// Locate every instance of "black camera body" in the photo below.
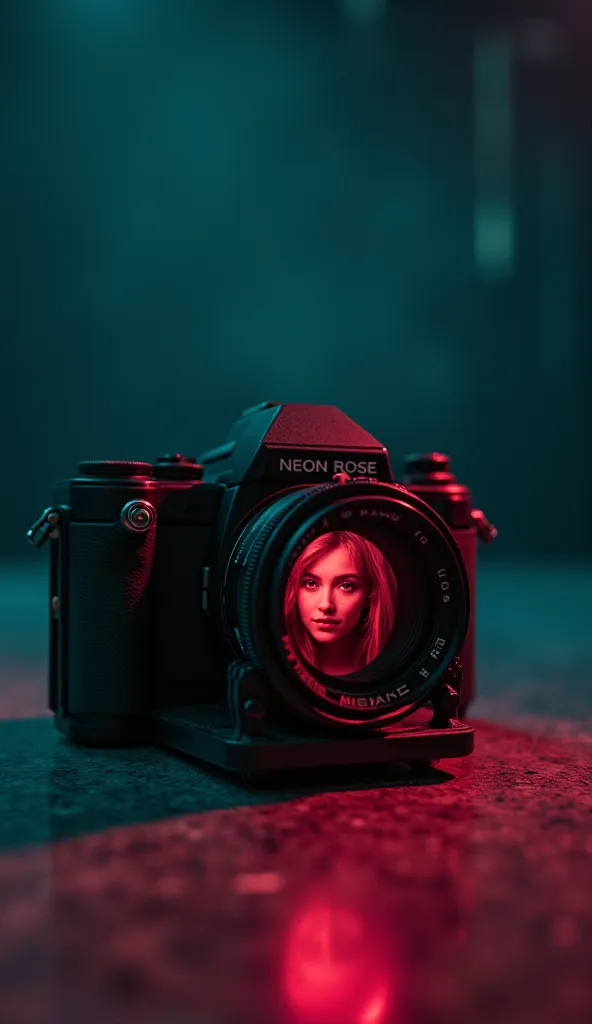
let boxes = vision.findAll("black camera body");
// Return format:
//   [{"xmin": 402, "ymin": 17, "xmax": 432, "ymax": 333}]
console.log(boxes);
[{"xmin": 29, "ymin": 403, "xmax": 496, "ymax": 778}]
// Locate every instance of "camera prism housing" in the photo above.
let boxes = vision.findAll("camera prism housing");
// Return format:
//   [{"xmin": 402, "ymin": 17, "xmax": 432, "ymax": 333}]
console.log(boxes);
[{"xmin": 29, "ymin": 403, "xmax": 496, "ymax": 778}]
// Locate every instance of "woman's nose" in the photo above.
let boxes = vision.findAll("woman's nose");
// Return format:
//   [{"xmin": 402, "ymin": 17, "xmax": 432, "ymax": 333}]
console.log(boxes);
[{"xmin": 318, "ymin": 589, "xmax": 335, "ymax": 613}]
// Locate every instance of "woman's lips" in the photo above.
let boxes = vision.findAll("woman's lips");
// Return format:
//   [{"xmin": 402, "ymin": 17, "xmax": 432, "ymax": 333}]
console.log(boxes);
[{"xmin": 313, "ymin": 620, "xmax": 341, "ymax": 630}]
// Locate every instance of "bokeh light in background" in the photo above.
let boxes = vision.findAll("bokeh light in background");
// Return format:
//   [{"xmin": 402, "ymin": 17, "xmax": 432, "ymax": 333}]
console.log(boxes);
[
  {"xmin": 2, "ymin": 0, "xmax": 590, "ymax": 560},
  {"xmin": 340, "ymin": 0, "xmax": 389, "ymax": 25}
]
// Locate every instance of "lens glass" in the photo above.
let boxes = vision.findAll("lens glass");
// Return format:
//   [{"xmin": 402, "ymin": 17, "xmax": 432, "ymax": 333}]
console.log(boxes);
[
  {"xmin": 224, "ymin": 481, "xmax": 469, "ymax": 726},
  {"xmin": 283, "ymin": 532, "xmax": 398, "ymax": 677}
]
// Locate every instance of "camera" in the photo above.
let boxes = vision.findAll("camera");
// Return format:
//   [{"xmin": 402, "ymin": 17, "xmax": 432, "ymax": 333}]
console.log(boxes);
[{"xmin": 28, "ymin": 403, "xmax": 496, "ymax": 778}]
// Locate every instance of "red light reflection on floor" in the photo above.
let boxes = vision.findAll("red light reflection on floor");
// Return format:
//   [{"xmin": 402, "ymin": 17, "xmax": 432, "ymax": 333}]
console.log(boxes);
[
  {"xmin": 282, "ymin": 891, "xmax": 403, "ymax": 1024},
  {"xmin": 360, "ymin": 987, "xmax": 389, "ymax": 1024}
]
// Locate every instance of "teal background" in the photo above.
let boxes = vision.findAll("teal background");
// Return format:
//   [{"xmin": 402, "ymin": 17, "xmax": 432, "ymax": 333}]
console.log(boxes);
[{"xmin": 2, "ymin": 0, "xmax": 590, "ymax": 559}]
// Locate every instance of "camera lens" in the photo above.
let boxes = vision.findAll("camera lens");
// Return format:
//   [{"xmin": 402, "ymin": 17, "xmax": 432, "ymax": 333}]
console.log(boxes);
[{"xmin": 220, "ymin": 481, "xmax": 469, "ymax": 730}]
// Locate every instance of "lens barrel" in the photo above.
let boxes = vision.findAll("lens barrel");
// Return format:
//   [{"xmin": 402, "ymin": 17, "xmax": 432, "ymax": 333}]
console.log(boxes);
[{"xmin": 219, "ymin": 480, "xmax": 470, "ymax": 730}]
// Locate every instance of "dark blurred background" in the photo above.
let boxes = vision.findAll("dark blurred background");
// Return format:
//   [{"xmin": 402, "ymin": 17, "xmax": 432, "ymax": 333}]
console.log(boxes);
[{"xmin": 2, "ymin": 0, "xmax": 590, "ymax": 562}]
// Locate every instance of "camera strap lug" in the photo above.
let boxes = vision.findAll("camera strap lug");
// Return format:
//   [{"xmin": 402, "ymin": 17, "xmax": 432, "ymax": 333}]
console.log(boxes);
[
  {"xmin": 27, "ymin": 507, "xmax": 63, "ymax": 548},
  {"xmin": 471, "ymin": 508, "xmax": 498, "ymax": 544},
  {"xmin": 227, "ymin": 660, "xmax": 269, "ymax": 740}
]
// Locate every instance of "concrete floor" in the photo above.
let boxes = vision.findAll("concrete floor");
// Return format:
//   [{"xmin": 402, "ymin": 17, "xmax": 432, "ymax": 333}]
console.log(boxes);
[{"xmin": 0, "ymin": 560, "xmax": 590, "ymax": 1023}]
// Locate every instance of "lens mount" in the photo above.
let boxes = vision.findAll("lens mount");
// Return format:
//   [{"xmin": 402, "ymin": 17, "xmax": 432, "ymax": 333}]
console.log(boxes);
[{"xmin": 221, "ymin": 481, "xmax": 470, "ymax": 730}]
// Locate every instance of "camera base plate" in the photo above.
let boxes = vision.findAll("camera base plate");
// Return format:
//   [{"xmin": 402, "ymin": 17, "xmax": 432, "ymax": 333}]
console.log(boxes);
[{"xmin": 149, "ymin": 706, "xmax": 474, "ymax": 776}]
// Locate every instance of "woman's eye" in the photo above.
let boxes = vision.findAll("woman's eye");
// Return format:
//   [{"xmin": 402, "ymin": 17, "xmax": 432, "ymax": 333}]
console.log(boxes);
[
  {"xmin": 301, "ymin": 579, "xmax": 318, "ymax": 590},
  {"xmin": 339, "ymin": 582, "xmax": 357, "ymax": 593}
]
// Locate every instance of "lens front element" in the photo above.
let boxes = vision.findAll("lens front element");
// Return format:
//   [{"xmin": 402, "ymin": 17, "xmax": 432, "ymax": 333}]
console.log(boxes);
[{"xmin": 222, "ymin": 481, "xmax": 469, "ymax": 730}]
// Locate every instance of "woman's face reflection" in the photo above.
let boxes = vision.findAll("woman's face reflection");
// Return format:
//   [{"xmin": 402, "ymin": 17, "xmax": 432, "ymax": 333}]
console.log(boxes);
[
  {"xmin": 296, "ymin": 545, "xmax": 367, "ymax": 647},
  {"xmin": 283, "ymin": 530, "xmax": 398, "ymax": 677}
]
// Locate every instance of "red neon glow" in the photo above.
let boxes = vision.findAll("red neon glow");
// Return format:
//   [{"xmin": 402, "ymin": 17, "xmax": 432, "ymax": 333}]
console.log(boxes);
[
  {"xmin": 360, "ymin": 987, "xmax": 389, "ymax": 1024},
  {"xmin": 282, "ymin": 896, "xmax": 398, "ymax": 1024}
]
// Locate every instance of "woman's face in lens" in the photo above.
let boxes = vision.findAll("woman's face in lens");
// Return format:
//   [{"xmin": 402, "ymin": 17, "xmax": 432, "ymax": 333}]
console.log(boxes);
[{"xmin": 296, "ymin": 545, "xmax": 367, "ymax": 645}]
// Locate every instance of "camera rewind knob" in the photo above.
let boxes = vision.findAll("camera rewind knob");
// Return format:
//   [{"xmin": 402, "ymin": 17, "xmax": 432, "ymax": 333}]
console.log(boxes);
[
  {"xmin": 403, "ymin": 453, "xmax": 456, "ymax": 484},
  {"xmin": 120, "ymin": 500, "xmax": 157, "ymax": 533}
]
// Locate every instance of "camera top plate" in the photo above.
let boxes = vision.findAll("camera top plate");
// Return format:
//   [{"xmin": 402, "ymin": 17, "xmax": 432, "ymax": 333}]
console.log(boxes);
[{"xmin": 199, "ymin": 403, "xmax": 394, "ymax": 487}]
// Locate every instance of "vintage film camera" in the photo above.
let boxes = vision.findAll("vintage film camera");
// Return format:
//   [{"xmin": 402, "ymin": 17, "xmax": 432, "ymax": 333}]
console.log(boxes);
[{"xmin": 28, "ymin": 403, "xmax": 496, "ymax": 778}]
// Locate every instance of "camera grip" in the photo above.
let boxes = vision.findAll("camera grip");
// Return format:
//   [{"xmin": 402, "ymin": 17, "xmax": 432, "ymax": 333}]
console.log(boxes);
[{"xmin": 65, "ymin": 520, "xmax": 156, "ymax": 718}]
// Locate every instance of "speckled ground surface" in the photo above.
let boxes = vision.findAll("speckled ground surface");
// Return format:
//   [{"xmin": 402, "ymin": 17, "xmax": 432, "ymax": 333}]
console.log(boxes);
[{"xmin": 0, "ymin": 562, "xmax": 590, "ymax": 1024}]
